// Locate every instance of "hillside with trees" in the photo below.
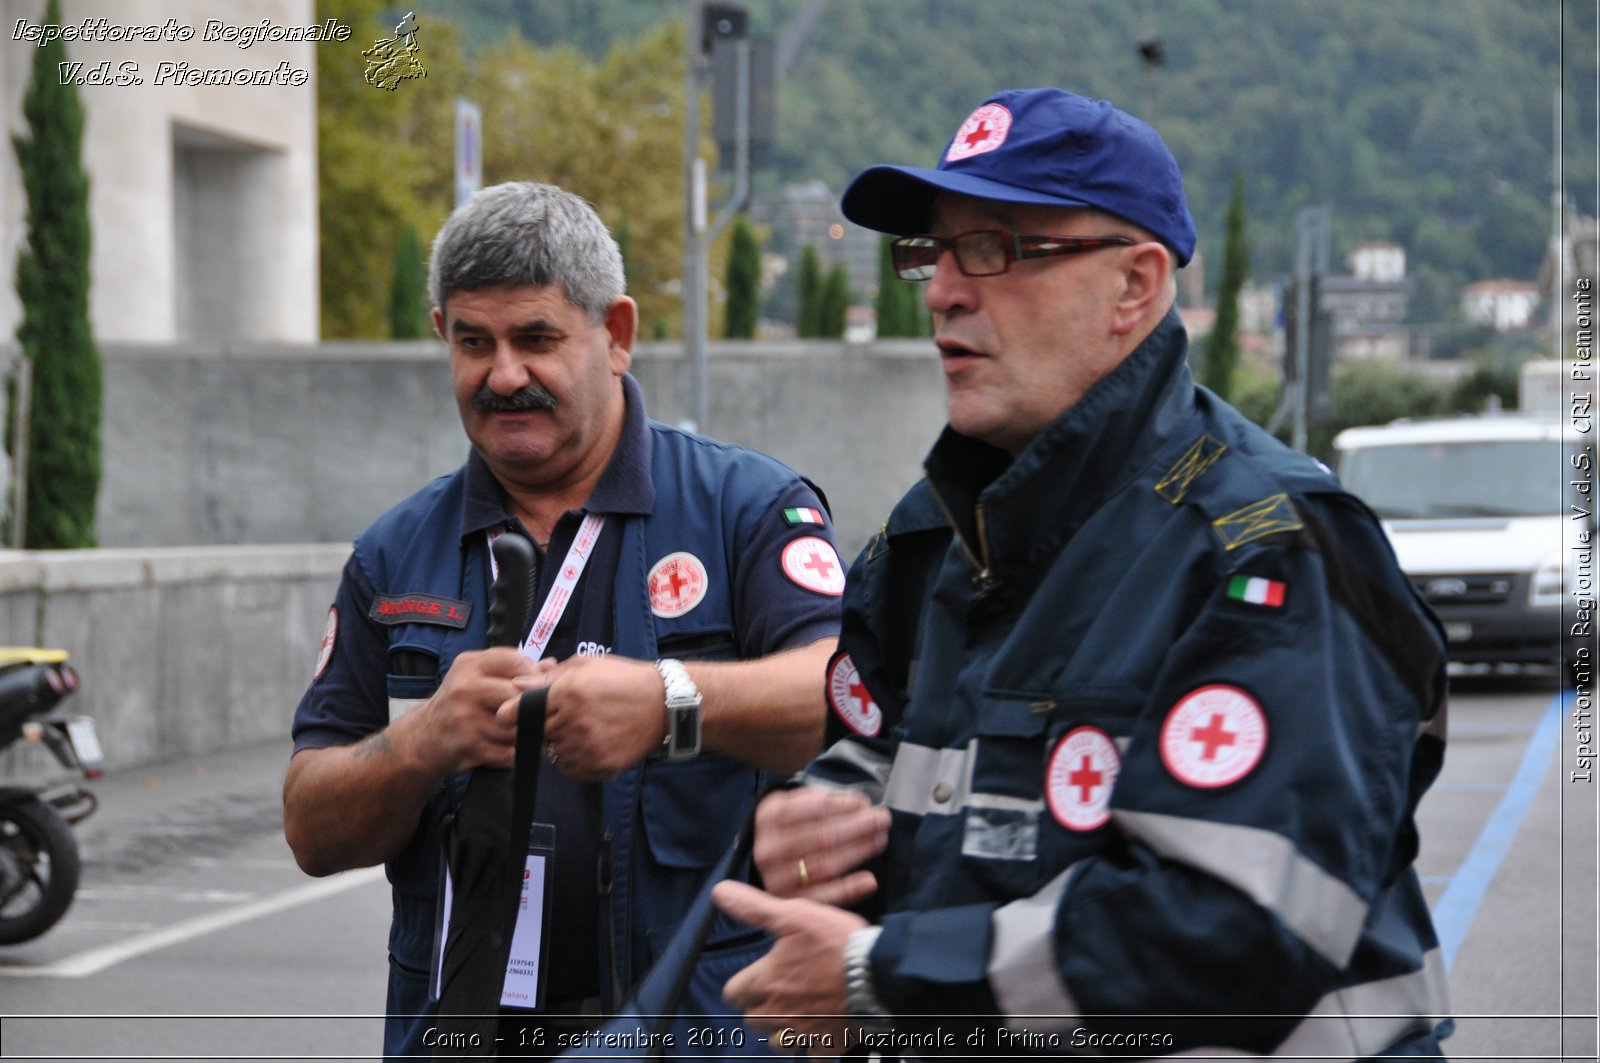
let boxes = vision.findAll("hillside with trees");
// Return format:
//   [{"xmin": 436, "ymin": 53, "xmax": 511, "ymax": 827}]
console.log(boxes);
[{"xmin": 329, "ymin": 0, "xmax": 1591, "ymax": 335}]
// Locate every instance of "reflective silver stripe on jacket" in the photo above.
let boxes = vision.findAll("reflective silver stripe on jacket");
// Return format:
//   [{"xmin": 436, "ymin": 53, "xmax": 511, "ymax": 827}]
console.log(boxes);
[
  {"xmin": 881, "ymin": 740, "xmax": 1046, "ymax": 818},
  {"xmin": 388, "ymin": 697, "xmax": 426, "ymax": 720},
  {"xmin": 1172, "ymin": 948, "xmax": 1450, "ymax": 1059},
  {"xmin": 987, "ymin": 866, "xmax": 1081, "ymax": 1029},
  {"xmin": 1116, "ymin": 809, "xmax": 1368, "ymax": 967},
  {"xmin": 807, "ymin": 736, "xmax": 895, "ymax": 801}
]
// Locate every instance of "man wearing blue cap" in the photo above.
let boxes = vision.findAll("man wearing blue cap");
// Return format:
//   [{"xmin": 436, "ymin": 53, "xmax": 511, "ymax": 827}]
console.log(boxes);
[{"xmin": 715, "ymin": 89, "xmax": 1452, "ymax": 1058}]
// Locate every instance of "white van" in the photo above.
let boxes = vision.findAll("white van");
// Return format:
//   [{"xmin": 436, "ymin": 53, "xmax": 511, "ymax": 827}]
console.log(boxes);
[{"xmin": 1332, "ymin": 414, "xmax": 1589, "ymax": 669}]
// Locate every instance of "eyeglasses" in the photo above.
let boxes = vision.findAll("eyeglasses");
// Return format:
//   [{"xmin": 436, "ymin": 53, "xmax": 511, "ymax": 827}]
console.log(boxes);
[{"xmin": 889, "ymin": 230, "xmax": 1135, "ymax": 281}]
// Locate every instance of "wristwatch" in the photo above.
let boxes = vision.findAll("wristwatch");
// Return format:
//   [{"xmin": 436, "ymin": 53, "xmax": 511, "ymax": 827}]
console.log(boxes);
[{"xmin": 656, "ymin": 658, "xmax": 703, "ymax": 762}]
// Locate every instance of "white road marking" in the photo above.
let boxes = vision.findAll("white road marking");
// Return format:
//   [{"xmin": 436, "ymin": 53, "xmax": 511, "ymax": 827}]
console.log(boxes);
[
  {"xmin": 0, "ymin": 866, "xmax": 386, "ymax": 979},
  {"xmin": 77, "ymin": 886, "xmax": 255, "ymax": 903}
]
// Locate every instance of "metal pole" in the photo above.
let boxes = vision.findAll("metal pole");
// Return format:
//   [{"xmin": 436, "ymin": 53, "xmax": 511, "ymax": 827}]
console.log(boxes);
[
  {"xmin": 1291, "ymin": 206, "xmax": 1329, "ymax": 453},
  {"xmin": 682, "ymin": 0, "xmax": 706, "ymax": 432}
]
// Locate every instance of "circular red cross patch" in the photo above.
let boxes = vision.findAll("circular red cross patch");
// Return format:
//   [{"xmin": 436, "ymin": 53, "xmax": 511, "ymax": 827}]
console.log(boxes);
[
  {"xmin": 781, "ymin": 536, "xmax": 845, "ymax": 596},
  {"xmin": 647, "ymin": 552, "xmax": 708, "ymax": 618},
  {"xmin": 827, "ymin": 653, "xmax": 882, "ymax": 737},
  {"xmin": 1046, "ymin": 727, "xmax": 1120, "ymax": 831},
  {"xmin": 945, "ymin": 103, "xmax": 1012, "ymax": 162},
  {"xmin": 314, "ymin": 606, "xmax": 338, "ymax": 680},
  {"xmin": 1159, "ymin": 684, "xmax": 1269, "ymax": 789}
]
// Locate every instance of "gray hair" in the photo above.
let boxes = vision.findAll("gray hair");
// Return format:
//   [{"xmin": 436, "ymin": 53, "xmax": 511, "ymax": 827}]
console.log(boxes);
[{"xmin": 427, "ymin": 181, "xmax": 625, "ymax": 324}]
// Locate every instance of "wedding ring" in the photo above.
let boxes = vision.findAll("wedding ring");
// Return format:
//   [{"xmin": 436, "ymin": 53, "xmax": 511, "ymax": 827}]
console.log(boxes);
[
  {"xmin": 796, "ymin": 857, "xmax": 812, "ymax": 889},
  {"xmin": 545, "ymin": 740, "xmax": 559, "ymax": 764}
]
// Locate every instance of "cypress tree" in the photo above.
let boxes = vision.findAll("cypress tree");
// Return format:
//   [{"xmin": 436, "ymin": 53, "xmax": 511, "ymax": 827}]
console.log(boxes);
[
  {"xmin": 819, "ymin": 263, "xmax": 849, "ymax": 339},
  {"xmin": 10, "ymin": 0, "xmax": 100, "ymax": 548},
  {"xmin": 796, "ymin": 244, "xmax": 822, "ymax": 339},
  {"xmin": 723, "ymin": 215, "xmax": 761, "ymax": 339},
  {"xmin": 1202, "ymin": 173, "xmax": 1250, "ymax": 403},
  {"xmin": 875, "ymin": 236, "xmax": 906, "ymax": 337},
  {"xmin": 387, "ymin": 225, "xmax": 429, "ymax": 338}
]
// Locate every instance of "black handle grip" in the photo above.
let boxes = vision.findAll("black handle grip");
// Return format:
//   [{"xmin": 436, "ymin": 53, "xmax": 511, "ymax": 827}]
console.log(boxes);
[{"xmin": 485, "ymin": 534, "xmax": 536, "ymax": 648}]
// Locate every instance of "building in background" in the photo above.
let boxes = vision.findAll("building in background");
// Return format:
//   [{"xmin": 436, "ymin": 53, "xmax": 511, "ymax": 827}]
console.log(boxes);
[
  {"xmin": 1317, "ymin": 240, "xmax": 1411, "ymax": 362},
  {"xmin": 1461, "ymin": 279, "xmax": 1540, "ymax": 332},
  {"xmin": 0, "ymin": 0, "xmax": 319, "ymax": 344}
]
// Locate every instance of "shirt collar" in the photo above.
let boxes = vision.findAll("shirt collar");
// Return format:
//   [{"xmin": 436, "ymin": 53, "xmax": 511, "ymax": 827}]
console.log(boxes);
[{"xmin": 461, "ymin": 373, "xmax": 655, "ymax": 539}]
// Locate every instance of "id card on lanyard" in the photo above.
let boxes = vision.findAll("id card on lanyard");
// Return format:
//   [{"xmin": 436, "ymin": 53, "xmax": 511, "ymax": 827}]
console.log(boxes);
[{"xmin": 431, "ymin": 513, "xmax": 607, "ymax": 1008}]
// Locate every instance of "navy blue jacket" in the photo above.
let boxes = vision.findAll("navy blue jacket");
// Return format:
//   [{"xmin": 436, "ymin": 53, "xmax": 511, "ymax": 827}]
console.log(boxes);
[
  {"xmin": 294, "ymin": 377, "xmax": 841, "ymax": 1059},
  {"xmin": 808, "ymin": 310, "xmax": 1452, "ymax": 1058}
]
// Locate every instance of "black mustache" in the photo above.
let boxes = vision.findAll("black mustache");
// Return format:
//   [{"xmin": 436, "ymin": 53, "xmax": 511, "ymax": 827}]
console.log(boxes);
[{"xmin": 472, "ymin": 384, "xmax": 557, "ymax": 413}]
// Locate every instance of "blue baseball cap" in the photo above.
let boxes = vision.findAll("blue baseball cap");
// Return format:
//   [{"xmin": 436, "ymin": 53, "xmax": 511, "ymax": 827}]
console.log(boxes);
[{"xmin": 841, "ymin": 88, "xmax": 1197, "ymax": 266}]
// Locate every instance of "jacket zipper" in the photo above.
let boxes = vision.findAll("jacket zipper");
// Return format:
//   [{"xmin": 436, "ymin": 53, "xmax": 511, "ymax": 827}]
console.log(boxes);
[{"xmin": 928, "ymin": 481, "xmax": 998, "ymax": 593}]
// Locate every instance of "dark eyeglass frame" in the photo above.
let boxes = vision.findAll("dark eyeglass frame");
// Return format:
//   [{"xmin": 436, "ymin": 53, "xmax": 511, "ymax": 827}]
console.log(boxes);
[{"xmin": 890, "ymin": 230, "xmax": 1135, "ymax": 281}]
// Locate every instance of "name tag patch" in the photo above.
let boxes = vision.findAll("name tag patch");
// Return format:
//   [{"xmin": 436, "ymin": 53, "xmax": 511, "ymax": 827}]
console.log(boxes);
[{"xmin": 369, "ymin": 593, "xmax": 472, "ymax": 629}]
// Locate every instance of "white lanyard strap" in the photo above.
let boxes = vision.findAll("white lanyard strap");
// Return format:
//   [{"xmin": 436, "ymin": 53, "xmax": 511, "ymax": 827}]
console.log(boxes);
[{"xmin": 487, "ymin": 512, "xmax": 607, "ymax": 661}]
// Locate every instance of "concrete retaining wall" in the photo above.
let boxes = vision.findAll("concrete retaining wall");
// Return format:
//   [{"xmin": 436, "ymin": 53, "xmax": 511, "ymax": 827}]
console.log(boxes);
[
  {"xmin": 94, "ymin": 338, "xmax": 948, "ymax": 562},
  {"xmin": 2, "ymin": 337, "xmax": 956, "ymax": 769},
  {"xmin": 0, "ymin": 545, "xmax": 345, "ymax": 772}
]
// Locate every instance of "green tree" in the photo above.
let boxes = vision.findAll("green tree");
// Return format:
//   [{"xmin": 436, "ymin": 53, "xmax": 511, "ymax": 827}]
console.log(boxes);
[
  {"xmin": 10, "ymin": 0, "xmax": 100, "ymax": 548},
  {"xmin": 387, "ymin": 224, "xmax": 429, "ymax": 338},
  {"xmin": 819, "ymin": 263, "xmax": 849, "ymax": 339},
  {"xmin": 1306, "ymin": 361, "xmax": 1452, "ymax": 457},
  {"xmin": 1201, "ymin": 174, "xmax": 1250, "ymax": 402},
  {"xmin": 796, "ymin": 244, "xmax": 822, "ymax": 338},
  {"xmin": 875, "ymin": 235, "xmax": 924, "ymax": 338},
  {"xmin": 723, "ymin": 215, "xmax": 761, "ymax": 339}
]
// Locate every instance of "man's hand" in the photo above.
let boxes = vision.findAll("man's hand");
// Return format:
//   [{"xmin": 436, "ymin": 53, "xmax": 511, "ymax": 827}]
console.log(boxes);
[
  {"xmin": 752, "ymin": 788, "xmax": 890, "ymax": 906},
  {"xmin": 284, "ymin": 647, "xmax": 547, "ymax": 876},
  {"xmin": 396, "ymin": 648, "xmax": 548, "ymax": 775},
  {"xmin": 499, "ymin": 654, "xmax": 665, "ymax": 781},
  {"xmin": 714, "ymin": 881, "xmax": 866, "ymax": 1058}
]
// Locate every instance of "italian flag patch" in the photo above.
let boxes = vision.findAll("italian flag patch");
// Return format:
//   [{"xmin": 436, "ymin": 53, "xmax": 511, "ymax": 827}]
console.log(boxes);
[
  {"xmin": 783, "ymin": 507, "xmax": 826, "ymax": 526},
  {"xmin": 1227, "ymin": 574, "xmax": 1286, "ymax": 607}
]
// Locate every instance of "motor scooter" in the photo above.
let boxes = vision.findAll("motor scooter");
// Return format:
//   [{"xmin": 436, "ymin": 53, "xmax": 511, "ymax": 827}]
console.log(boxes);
[{"xmin": 0, "ymin": 647, "xmax": 102, "ymax": 944}]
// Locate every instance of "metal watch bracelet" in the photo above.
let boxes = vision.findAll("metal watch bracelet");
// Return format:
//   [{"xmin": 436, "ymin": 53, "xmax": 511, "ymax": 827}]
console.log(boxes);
[
  {"xmin": 843, "ymin": 925, "xmax": 890, "ymax": 1026},
  {"xmin": 655, "ymin": 657, "xmax": 702, "ymax": 761}
]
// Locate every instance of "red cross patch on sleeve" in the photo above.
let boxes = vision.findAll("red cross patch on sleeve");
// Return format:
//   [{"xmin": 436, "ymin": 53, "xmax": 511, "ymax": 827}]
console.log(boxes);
[{"xmin": 1159, "ymin": 684, "xmax": 1269, "ymax": 789}]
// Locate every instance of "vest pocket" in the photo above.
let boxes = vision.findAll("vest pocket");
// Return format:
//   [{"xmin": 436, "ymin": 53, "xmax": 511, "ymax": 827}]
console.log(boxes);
[
  {"xmin": 640, "ymin": 754, "xmax": 753, "ymax": 868},
  {"xmin": 386, "ymin": 672, "xmax": 438, "ymax": 722}
]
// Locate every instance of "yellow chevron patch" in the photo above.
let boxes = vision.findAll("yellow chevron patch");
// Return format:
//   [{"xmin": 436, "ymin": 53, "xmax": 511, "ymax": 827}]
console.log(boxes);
[
  {"xmin": 1212, "ymin": 493, "xmax": 1303, "ymax": 550},
  {"xmin": 1154, "ymin": 435, "xmax": 1228, "ymax": 504},
  {"xmin": 866, "ymin": 523, "xmax": 890, "ymax": 562}
]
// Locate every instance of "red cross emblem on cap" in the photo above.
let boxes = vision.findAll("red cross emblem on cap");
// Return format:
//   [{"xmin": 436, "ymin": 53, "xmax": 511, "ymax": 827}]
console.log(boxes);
[
  {"xmin": 945, "ymin": 103, "xmax": 1013, "ymax": 163},
  {"xmin": 1159, "ymin": 684, "xmax": 1269, "ymax": 788}
]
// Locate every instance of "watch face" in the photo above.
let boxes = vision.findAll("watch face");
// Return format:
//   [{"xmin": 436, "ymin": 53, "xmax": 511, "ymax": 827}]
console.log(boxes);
[{"xmin": 669, "ymin": 703, "xmax": 701, "ymax": 759}]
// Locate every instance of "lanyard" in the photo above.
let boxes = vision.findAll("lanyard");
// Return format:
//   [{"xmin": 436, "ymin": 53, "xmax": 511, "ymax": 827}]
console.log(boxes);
[{"xmin": 487, "ymin": 512, "xmax": 607, "ymax": 662}]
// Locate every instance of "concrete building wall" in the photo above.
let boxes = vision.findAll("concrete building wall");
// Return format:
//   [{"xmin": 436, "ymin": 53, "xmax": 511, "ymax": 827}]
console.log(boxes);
[
  {"xmin": 89, "ymin": 339, "xmax": 950, "ymax": 563},
  {"xmin": 0, "ymin": 0, "xmax": 318, "ymax": 344}
]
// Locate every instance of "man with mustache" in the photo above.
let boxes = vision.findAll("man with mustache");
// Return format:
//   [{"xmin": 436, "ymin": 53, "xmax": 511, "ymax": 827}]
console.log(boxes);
[
  {"xmin": 284, "ymin": 182, "xmax": 843, "ymax": 1060},
  {"xmin": 716, "ymin": 89, "xmax": 1453, "ymax": 1059}
]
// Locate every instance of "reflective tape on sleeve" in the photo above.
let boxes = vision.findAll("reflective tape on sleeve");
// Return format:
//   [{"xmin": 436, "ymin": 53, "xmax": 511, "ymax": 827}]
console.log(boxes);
[
  {"xmin": 1170, "ymin": 948, "xmax": 1450, "ymax": 1059},
  {"xmin": 987, "ymin": 867, "xmax": 1082, "ymax": 1030},
  {"xmin": 806, "ymin": 736, "xmax": 895, "ymax": 801},
  {"xmin": 1115, "ymin": 809, "xmax": 1369, "ymax": 967}
]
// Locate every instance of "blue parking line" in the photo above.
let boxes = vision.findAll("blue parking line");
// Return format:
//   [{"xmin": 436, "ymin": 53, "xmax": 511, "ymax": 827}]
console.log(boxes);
[{"xmin": 1430, "ymin": 690, "xmax": 1567, "ymax": 971}]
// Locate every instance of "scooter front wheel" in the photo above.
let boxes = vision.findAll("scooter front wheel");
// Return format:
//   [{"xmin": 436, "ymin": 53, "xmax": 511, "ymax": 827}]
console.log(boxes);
[{"xmin": 0, "ymin": 795, "xmax": 80, "ymax": 945}]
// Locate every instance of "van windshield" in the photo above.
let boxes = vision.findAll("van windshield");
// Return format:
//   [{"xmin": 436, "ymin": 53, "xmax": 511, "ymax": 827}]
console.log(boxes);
[{"xmin": 1338, "ymin": 440, "xmax": 1571, "ymax": 518}]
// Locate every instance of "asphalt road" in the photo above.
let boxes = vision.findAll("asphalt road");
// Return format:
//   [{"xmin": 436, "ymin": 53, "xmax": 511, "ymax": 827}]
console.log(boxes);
[{"xmin": 0, "ymin": 674, "xmax": 1594, "ymax": 1061}]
